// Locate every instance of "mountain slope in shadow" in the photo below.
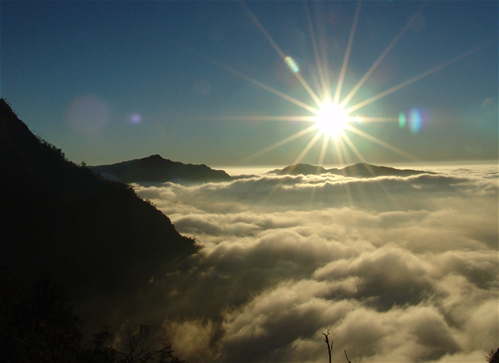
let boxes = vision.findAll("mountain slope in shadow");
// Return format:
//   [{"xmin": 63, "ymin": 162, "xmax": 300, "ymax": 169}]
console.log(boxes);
[
  {"xmin": 0, "ymin": 99, "xmax": 198, "ymax": 302},
  {"xmin": 90, "ymin": 155, "xmax": 232, "ymax": 183},
  {"xmin": 269, "ymin": 162, "xmax": 431, "ymax": 177}
]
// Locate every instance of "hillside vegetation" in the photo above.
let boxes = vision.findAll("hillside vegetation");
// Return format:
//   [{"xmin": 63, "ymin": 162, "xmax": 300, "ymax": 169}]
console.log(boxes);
[{"xmin": 0, "ymin": 99, "xmax": 198, "ymax": 302}]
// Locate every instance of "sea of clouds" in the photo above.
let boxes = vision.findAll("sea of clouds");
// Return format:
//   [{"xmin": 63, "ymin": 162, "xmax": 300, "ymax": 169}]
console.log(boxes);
[{"xmin": 133, "ymin": 164, "xmax": 498, "ymax": 363}]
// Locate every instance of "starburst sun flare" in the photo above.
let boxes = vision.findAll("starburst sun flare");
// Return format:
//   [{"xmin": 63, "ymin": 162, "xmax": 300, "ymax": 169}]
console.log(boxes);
[
  {"xmin": 223, "ymin": 0, "xmax": 486, "ymax": 167},
  {"xmin": 232, "ymin": 0, "xmax": 425, "ymax": 166},
  {"xmin": 144, "ymin": 0, "xmax": 486, "ymax": 168}
]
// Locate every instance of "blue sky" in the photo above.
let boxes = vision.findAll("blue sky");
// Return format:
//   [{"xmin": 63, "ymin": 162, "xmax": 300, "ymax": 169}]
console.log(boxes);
[{"xmin": 2, "ymin": 0, "xmax": 497, "ymax": 166}]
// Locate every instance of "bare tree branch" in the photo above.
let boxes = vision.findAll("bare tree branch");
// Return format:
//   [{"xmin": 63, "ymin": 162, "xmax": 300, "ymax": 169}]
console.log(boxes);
[
  {"xmin": 118, "ymin": 325, "xmax": 152, "ymax": 362},
  {"xmin": 344, "ymin": 350, "xmax": 351, "ymax": 363},
  {"xmin": 322, "ymin": 329, "xmax": 333, "ymax": 363}
]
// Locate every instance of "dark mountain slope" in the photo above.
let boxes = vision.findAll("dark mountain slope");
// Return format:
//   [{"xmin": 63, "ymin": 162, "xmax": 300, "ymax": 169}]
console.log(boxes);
[
  {"xmin": 91, "ymin": 154, "xmax": 232, "ymax": 183},
  {"xmin": 330, "ymin": 162, "xmax": 430, "ymax": 177},
  {"xmin": 268, "ymin": 163, "xmax": 328, "ymax": 175},
  {"xmin": 269, "ymin": 162, "xmax": 429, "ymax": 177},
  {"xmin": 0, "ymin": 99, "xmax": 198, "ymax": 299}
]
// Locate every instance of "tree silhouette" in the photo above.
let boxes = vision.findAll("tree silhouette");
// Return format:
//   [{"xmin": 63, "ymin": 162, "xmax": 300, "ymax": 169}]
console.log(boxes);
[
  {"xmin": 322, "ymin": 329, "xmax": 333, "ymax": 363},
  {"xmin": 155, "ymin": 343, "xmax": 187, "ymax": 363},
  {"xmin": 322, "ymin": 329, "xmax": 363, "ymax": 363},
  {"xmin": 1, "ymin": 276, "xmax": 82, "ymax": 362},
  {"xmin": 117, "ymin": 325, "xmax": 152, "ymax": 363},
  {"xmin": 0, "ymin": 275, "xmax": 186, "ymax": 363},
  {"xmin": 80, "ymin": 325, "xmax": 117, "ymax": 363},
  {"xmin": 487, "ymin": 348, "xmax": 499, "ymax": 363}
]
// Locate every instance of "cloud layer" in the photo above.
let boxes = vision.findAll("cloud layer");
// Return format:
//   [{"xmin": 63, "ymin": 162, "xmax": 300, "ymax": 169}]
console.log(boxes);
[{"xmin": 133, "ymin": 164, "xmax": 498, "ymax": 362}]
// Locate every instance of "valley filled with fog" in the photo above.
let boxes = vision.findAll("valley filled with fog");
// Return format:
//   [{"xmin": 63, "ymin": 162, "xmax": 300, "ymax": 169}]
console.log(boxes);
[{"xmin": 132, "ymin": 164, "xmax": 498, "ymax": 363}]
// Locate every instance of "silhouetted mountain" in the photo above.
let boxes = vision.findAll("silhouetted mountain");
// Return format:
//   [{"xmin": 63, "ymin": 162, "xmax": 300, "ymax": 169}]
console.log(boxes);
[
  {"xmin": 0, "ymin": 99, "xmax": 198, "ymax": 301},
  {"xmin": 269, "ymin": 162, "xmax": 430, "ymax": 177},
  {"xmin": 268, "ymin": 163, "xmax": 328, "ymax": 175},
  {"xmin": 90, "ymin": 155, "xmax": 232, "ymax": 183}
]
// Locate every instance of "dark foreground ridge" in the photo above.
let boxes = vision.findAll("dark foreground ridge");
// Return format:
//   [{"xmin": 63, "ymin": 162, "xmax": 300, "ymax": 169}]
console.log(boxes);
[
  {"xmin": 0, "ymin": 99, "xmax": 198, "ymax": 300},
  {"xmin": 91, "ymin": 154, "xmax": 232, "ymax": 183},
  {"xmin": 269, "ymin": 162, "xmax": 431, "ymax": 177}
]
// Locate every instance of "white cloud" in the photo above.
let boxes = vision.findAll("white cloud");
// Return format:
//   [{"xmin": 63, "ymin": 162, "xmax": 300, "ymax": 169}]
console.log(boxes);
[{"xmin": 131, "ymin": 165, "xmax": 498, "ymax": 362}]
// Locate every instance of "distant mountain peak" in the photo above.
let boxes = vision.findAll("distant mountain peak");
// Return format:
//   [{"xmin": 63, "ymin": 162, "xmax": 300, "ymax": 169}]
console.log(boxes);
[
  {"xmin": 91, "ymin": 155, "xmax": 232, "ymax": 183},
  {"xmin": 145, "ymin": 154, "xmax": 164, "ymax": 161},
  {"xmin": 133, "ymin": 154, "xmax": 172, "ymax": 167},
  {"xmin": 142, "ymin": 154, "xmax": 170, "ymax": 162}
]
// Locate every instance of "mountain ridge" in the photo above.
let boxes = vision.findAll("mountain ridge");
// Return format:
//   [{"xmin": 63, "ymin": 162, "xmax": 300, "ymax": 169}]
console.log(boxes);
[
  {"xmin": 268, "ymin": 162, "xmax": 430, "ymax": 177},
  {"xmin": 91, "ymin": 158, "xmax": 430, "ymax": 184},
  {"xmin": 90, "ymin": 154, "xmax": 232, "ymax": 183}
]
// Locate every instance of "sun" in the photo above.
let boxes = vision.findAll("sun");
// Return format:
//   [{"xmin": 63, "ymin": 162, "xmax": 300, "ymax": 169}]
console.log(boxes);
[
  {"xmin": 219, "ymin": 1, "xmax": 475, "ymax": 166},
  {"xmin": 315, "ymin": 101, "xmax": 349, "ymax": 139}
]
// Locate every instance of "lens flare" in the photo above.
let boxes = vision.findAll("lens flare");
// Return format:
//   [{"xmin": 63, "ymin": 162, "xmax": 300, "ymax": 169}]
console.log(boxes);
[
  {"xmin": 67, "ymin": 95, "xmax": 110, "ymax": 135},
  {"xmin": 129, "ymin": 113, "xmax": 142, "ymax": 124},
  {"xmin": 409, "ymin": 108, "xmax": 422, "ymax": 133},
  {"xmin": 285, "ymin": 56, "xmax": 300, "ymax": 73},
  {"xmin": 399, "ymin": 112, "xmax": 406, "ymax": 128}
]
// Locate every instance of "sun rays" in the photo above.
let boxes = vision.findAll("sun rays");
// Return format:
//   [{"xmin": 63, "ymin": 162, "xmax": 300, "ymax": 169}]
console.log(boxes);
[
  {"xmin": 229, "ymin": 0, "xmax": 422, "ymax": 166},
  {"xmin": 224, "ymin": 0, "xmax": 487, "ymax": 168},
  {"xmin": 175, "ymin": 1, "xmax": 487, "ymax": 168},
  {"xmin": 232, "ymin": 0, "xmax": 425, "ymax": 166}
]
